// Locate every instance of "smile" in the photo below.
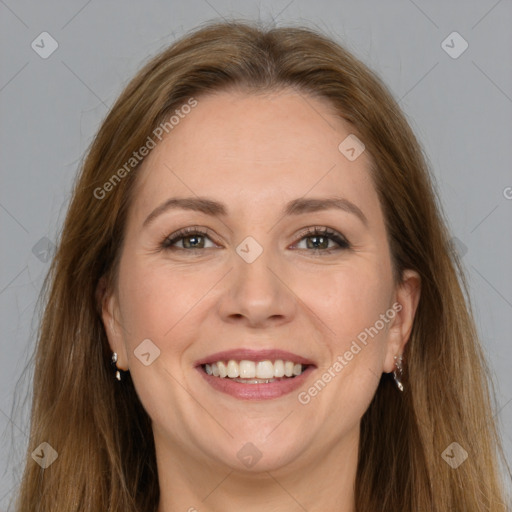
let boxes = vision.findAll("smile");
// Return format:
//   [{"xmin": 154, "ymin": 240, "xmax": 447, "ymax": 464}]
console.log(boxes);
[
  {"xmin": 195, "ymin": 349, "xmax": 316, "ymax": 400},
  {"xmin": 202, "ymin": 359, "xmax": 307, "ymax": 382}
]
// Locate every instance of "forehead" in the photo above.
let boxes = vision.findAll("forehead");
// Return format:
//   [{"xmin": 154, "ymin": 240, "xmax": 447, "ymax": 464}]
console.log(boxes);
[{"xmin": 129, "ymin": 89, "xmax": 379, "ymax": 225}]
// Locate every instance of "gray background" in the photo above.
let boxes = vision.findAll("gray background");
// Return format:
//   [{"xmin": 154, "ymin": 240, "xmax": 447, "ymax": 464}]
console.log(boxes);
[{"xmin": 1, "ymin": 0, "xmax": 511, "ymax": 509}]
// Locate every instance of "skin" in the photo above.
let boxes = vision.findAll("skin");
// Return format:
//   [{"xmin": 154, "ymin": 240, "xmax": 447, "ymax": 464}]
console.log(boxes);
[{"xmin": 99, "ymin": 88, "xmax": 421, "ymax": 512}]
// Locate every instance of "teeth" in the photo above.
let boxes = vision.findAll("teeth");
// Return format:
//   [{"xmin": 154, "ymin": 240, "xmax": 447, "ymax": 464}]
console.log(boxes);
[
  {"xmin": 239, "ymin": 360, "xmax": 256, "ymax": 379},
  {"xmin": 203, "ymin": 359, "xmax": 307, "ymax": 380},
  {"xmin": 256, "ymin": 360, "xmax": 274, "ymax": 379},
  {"xmin": 217, "ymin": 361, "xmax": 228, "ymax": 378},
  {"xmin": 284, "ymin": 361, "xmax": 294, "ymax": 377},
  {"xmin": 274, "ymin": 360, "xmax": 285, "ymax": 377},
  {"xmin": 233, "ymin": 377, "xmax": 276, "ymax": 384},
  {"xmin": 227, "ymin": 360, "xmax": 239, "ymax": 378}
]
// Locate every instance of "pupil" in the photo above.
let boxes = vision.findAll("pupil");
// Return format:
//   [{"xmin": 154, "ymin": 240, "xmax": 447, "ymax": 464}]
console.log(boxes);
[
  {"xmin": 185, "ymin": 235, "xmax": 202, "ymax": 248},
  {"xmin": 308, "ymin": 236, "xmax": 327, "ymax": 249}
]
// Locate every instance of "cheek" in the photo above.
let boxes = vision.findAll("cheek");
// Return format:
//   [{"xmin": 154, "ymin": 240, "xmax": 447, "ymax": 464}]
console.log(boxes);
[
  {"xmin": 296, "ymin": 266, "xmax": 392, "ymax": 431},
  {"xmin": 299, "ymin": 263, "xmax": 393, "ymax": 350},
  {"xmin": 117, "ymin": 256, "xmax": 228, "ymax": 370},
  {"xmin": 117, "ymin": 258, "xmax": 194, "ymax": 351},
  {"xmin": 115, "ymin": 261, "xmax": 201, "ymax": 430}
]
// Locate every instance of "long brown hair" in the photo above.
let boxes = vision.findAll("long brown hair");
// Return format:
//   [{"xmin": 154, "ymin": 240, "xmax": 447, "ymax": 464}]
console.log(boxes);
[{"xmin": 14, "ymin": 19, "xmax": 510, "ymax": 511}]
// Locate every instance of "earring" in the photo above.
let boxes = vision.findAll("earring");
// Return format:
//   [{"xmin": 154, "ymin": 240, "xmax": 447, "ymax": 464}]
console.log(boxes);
[
  {"xmin": 111, "ymin": 352, "xmax": 121, "ymax": 381},
  {"xmin": 393, "ymin": 354, "xmax": 404, "ymax": 392}
]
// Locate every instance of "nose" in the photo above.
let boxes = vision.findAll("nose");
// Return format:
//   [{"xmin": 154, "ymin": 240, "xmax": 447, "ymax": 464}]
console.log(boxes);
[{"xmin": 217, "ymin": 245, "xmax": 297, "ymax": 329}]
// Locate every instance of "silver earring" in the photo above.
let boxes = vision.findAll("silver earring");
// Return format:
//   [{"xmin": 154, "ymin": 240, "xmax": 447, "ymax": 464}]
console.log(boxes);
[
  {"xmin": 393, "ymin": 354, "xmax": 404, "ymax": 392},
  {"xmin": 111, "ymin": 352, "xmax": 121, "ymax": 381}
]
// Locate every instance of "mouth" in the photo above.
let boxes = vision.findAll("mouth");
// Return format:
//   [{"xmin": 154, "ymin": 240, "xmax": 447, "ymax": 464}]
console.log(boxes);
[{"xmin": 195, "ymin": 349, "xmax": 316, "ymax": 400}]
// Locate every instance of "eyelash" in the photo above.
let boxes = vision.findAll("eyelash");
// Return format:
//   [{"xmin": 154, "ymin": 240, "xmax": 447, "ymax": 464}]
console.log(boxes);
[{"xmin": 160, "ymin": 226, "xmax": 351, "ymax": 255}]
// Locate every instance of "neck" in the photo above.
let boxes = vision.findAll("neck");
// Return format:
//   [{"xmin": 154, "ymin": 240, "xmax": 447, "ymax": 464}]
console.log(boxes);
[{"xmin": 155, "ymin": 427, "xmax": 359, "ymax": 512}]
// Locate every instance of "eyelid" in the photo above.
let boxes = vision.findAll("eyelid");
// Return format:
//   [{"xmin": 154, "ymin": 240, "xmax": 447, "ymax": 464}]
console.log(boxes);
[
  {"xmin": 161, "ymin": 226, "xmax": 219, "ymax": 248},
  {"xmin": 161, "ymin": 224, "xmax": 351, "ymax": 254},
  {"xmin": 294, "ymin": 225, "xmax": 348, "ymax": 240},
  {"xmin": 291, "ymin": 225, "xmax": 351, "ymax": 251},
  {"xmin": 165, "ymin": 225, "xmax": 216, "ymax": 241}
]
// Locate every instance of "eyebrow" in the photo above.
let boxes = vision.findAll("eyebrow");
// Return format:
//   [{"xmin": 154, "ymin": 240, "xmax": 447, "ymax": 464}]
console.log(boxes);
[{"xmin": 142, "ymin": 196, "xmax": 368, "ymax": 228}]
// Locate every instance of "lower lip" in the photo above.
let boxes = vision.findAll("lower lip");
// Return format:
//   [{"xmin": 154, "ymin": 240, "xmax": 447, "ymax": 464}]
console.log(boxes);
[{"xmin": 196, "ymin": 366, "xmax": 315, "ymax": 400}]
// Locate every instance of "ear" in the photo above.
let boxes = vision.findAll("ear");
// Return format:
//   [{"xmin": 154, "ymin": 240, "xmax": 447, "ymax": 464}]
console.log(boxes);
[
  {"xmin": 96, "ymin": 275, "xmax": 129, "ymax": 370},
  {"xmin": 382, "ymin": 269, "xmax": 421, "ymax": 373}
]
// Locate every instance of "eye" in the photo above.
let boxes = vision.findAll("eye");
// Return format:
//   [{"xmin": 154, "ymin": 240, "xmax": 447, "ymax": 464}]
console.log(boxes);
[
  {"xmin": 160, "ymin": 225, "xmax": 351, "ymax": 254},
  {"xmin": 292, "ymin": 226, "xmax": 351, "ymax": 254},
  {"xmin": 160, "ymin": 227, "xmax": 217, "ymax": 251}
]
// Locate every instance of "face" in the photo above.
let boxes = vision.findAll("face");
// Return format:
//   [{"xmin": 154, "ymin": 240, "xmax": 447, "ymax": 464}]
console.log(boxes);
[{"xmin": 100, "ymin": 88, "xmax": 420, "ymax": 475}]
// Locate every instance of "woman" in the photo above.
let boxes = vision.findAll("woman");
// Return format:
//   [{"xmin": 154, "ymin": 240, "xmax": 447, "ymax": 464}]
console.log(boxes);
[{"xmin": 15, "ymin": 19, "xmax": 510, "ymax": 511}]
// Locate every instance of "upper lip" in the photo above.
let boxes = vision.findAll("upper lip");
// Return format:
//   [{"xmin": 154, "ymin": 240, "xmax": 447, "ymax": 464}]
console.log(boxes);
[{"xmin": 195, "ymin": 349, "xmax": 316, "ymax": 367}]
